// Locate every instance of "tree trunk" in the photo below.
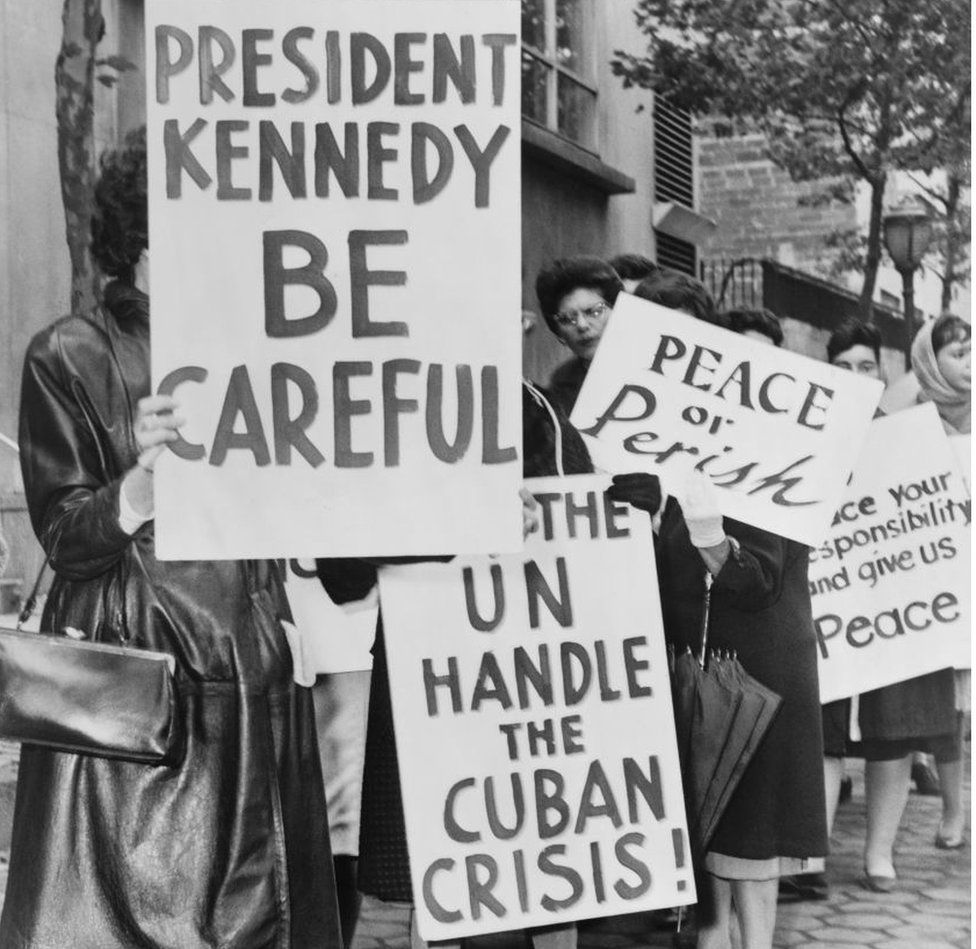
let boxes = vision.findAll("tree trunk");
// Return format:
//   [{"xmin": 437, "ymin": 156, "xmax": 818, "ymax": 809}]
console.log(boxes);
[
  {"xmin": 940, "ymin": 171, "xmax": 963, "ymax": 312},
  {"xmin": 55, "ymin": 0, "xmax": 104, "ymax": 317},
  {"xmin": 859, "ymin": 174, "xmax": 886, "ymax": 320}
]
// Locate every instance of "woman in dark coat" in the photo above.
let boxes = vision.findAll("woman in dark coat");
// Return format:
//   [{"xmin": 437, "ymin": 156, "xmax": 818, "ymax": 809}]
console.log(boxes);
[
  {"xmin": 317, "ymin": 381, "xmax": 598, "ymax": 948},
  {"xmin": 655, "ymin": 484, "xmax": 827, "ymax": 949},
  {"xmin": 628, "ymin": 281, "xmax": 825, "ymax": 949},
  {"xmin": 1, "ymin": 131, "xmax": 340, "ymax": 949}
]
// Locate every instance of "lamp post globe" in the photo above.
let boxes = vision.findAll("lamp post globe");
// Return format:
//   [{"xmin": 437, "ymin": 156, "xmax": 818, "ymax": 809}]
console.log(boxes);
[{"xmin": 882, "ymin": 195, "xmax": 935, "ymax": 369}]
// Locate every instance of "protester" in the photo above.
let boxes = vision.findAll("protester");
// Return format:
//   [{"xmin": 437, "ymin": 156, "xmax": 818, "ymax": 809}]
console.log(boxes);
[
  {"xmin": 636, "ymin": 285, "xmax": 827, "ymax": 949},
  {"xmin": 724, "ymin": 307, "xmax": 783, "ymax": 346},
  {"xmin": 316, "ymin": 381, "xmax": 593, "ymax": 949},
  {"xmin": 609, "ymin": 253, "xmax": 661, "ymax": 292},
  {"xmin": 536, "ymin": 256, "xmax": 624, "ymax": 413},
  {"xmin": 911, "ymin": 313, "xmax": 971, "ymax": 850},
  {"xmin": 913, "ymin": 314, "xmax": 972, "ymax": 436},
  {"xmin": 2, "ymin": 129, "xmax": 341, "ymax": 949},
  {"xmin": 313, "ymin": 669, "xmax": 372, "ymax": 948},
  {"xmin": 632, "ymin": 269, "xmax": 723, "ymax": 326},
  {"xmin": 814, "ymin": 317, "xmax": 963, "ymax": 892}
]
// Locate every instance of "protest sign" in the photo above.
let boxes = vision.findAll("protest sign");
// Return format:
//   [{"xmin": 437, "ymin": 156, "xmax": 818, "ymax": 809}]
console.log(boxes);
[
  {"xmin": 569, "ymin": 294, "xmax": 882, "ymax": 545},
  {"xmin": 379, "ymin": 474, "xmax": 693, "ymax": 941},
  {"xmin": 811, "ymin": 404, "xmax": 971, "ymax": 702},
  {"xmin": 278, "ymin": 559, "xmax": 376, "ymax": 675},
  {"xmin": 145, "ymin": 0, "xmax": 522, "ymax": 559}
]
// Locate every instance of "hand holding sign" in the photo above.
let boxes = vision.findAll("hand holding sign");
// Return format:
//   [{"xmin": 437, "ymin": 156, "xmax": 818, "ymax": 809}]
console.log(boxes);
[{"xmin": 679, "ymin": 473, "xmax": 725, "ymax": 549}]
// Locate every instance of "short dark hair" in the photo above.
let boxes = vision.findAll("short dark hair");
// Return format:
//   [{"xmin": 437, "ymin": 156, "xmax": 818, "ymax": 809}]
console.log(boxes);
[
  {"xmin": 609, "ymin": 254, "xmax": 660, "ymax": 283},
  {"xmin": 827, "ymin": 318, "xmax": 882, "ymax": 364},
  {"xmin": 726, "ymin": 308, "xmax": 783, "ymax": 346},
  {"xmin": 535, "ymin": 256, "xmax": 624, "ymax": 333},
  {"xmin": 930, "ymin": 313, "xmax": 972, "ymax": 355},
  {"xmin": 632, "ymin": 269, "xmax": 719, "ymax": 325},
  {"xmin": 91, "ymin": 126, "xmax": 148, "ymax": 284}
]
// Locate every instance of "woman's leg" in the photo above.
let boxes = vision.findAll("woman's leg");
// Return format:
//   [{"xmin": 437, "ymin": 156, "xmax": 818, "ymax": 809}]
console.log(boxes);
[
  {"xmin": 696, "ymin": 873, "xmax": 734, "ymax": 949},
  {"xmin": 408, "ymin": 905, "xmax": 462, "ymax": 949},
  {"xmin": 529, "ymin": 922, "xmax": 577, "ymax": 949},
  {"xmin": 936, "ymin": 757, "xmax": 965, "ymax": 840},
  {"xmin": 864, "ymin": 754, "xmax": 912, "ymax": 877},
  {"xmin": 935, "ymin": 717, "xmax": 966, "ymax": 844},
  {"xmin": 731, "ymin": 878, "xmax": 779, "ymax": 949},
  {"xmin": 824, "ymin": 755, "xmax": 844, "ymax": 835}
]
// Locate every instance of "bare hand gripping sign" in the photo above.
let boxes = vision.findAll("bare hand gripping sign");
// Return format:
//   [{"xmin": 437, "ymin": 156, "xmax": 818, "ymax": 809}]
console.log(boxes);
[
  {"xmin": 570, "ymin": 295, "xmax": 883, "ymax": 545},
  {"xmin": 379, "ymin": 476, "xmax": 693, "ymax": 941},
  {"xmin": 145, "ymin": 1, "xmax": 522, "ymax": 559}
]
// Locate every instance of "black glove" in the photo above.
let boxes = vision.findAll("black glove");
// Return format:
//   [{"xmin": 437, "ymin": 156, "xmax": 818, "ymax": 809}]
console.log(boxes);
[{"xmin": 607, "ymin": 472, "xmax": 663, "ymax": 516}]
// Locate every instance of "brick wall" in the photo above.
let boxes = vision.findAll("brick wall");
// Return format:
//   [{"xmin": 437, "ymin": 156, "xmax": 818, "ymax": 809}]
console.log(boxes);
[{"xmin": 698, "ymin": 133, "xmax": 855, "ymax": 278}]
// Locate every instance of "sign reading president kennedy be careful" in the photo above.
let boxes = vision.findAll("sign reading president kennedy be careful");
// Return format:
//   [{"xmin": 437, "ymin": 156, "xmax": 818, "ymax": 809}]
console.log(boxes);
[{"xmin": 145, "ymin": 1, "xmax": 522, "ymax": 559}]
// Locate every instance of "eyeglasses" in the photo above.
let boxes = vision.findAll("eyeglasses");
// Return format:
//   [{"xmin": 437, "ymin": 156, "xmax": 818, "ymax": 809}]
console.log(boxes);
[{"xmin": 552, "ymin": 301, "xmax": 609, "ymax": 329}]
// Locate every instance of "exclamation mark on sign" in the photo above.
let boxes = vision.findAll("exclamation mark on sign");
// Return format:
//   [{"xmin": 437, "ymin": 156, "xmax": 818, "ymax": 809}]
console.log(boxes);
[{"xmin": 672, "ymin": 828, "xmax": 688, "ymax": 891}]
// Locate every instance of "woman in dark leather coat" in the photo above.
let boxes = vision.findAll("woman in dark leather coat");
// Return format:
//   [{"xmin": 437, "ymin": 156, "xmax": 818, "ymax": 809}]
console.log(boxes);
[{"xmin": 1, "ymin": 130, "xmax": 340, "ymax": 949}]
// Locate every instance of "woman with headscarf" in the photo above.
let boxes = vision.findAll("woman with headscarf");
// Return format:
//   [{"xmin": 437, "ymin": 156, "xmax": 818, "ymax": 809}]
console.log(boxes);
[{"xmin": 911, "ymin": 314, "xmax": 971, "ymax": 850}]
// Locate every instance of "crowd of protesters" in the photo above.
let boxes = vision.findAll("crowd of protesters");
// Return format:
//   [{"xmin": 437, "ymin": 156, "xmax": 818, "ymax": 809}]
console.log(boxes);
[{"xmin": 0, "ymin": 132, "xmax": 969, "ymax": 949}]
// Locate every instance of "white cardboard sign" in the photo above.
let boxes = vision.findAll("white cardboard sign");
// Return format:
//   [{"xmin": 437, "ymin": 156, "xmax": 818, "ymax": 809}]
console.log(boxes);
[
  {"xmin": 378, "ymin": 475, "xmax": 693, "ymax": 941},
  {"xmin": 569, "ymin": 295, "xmax": 883, "ymax": 545},
  {"xmin": 811, "ymin": 404, "xmax": 971, "ymax": 702},
  {"xmin": 145, "ymin": 1, "xmax": 523, "ymax": 559}
]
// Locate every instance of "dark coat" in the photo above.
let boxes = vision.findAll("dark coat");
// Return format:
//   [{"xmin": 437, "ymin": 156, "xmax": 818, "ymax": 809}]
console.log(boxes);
[
  {"xmin": 318, "ymin": 384, "xmax": 593, "ymax": 902},
  {"xmin": 858, "ymin": 670, "xmax": 957, "ymax": 741},
  {"xmin": 3, "ymin": 285, "xmax": 340, "ymax": 949},
  {"xmin": 547, "ymin": 356, "xmax": 589, "ymax": 416},
  {"xmin": 655, "ymin": 501, "xmax": 828, "ymax": 860}
]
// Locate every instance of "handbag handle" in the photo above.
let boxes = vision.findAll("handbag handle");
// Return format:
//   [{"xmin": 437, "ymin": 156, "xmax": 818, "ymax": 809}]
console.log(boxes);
[{"xmin": 17, "ymin": 556, "xmax": 49, "ymax": 631}]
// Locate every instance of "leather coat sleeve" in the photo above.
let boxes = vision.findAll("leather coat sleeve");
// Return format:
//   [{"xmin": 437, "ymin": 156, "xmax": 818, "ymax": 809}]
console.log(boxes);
[
  {"xmin": 711, "ymin": 518, "xmax": 794, "ymax": 612},
  {"xmin": 19, "ymin": 329, "xmax": 133, "ymax": 580},
  {"xmin": 315, "ymin": 558, "xmax": 379, "ymax": 605}
]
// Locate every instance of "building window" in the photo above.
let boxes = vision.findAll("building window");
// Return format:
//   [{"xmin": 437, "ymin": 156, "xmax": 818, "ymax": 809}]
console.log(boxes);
[{"xmin": 521, "ymin": 0, "xmax": 598, "ymax": 150}]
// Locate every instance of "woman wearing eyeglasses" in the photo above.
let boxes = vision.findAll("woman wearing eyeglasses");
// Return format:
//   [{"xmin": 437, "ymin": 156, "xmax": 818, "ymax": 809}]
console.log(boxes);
[{"xmin": 534, "ymin": 256, "xmax": 624, "ymax": 415}]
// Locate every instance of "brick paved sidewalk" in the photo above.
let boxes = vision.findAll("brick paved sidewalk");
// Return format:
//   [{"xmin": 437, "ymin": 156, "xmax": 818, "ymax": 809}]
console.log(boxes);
[
  {"xmin": 0, "ymin": 753, "xmax": 968, "ymax": 948},
  {"xmin": 351, "ymin": 754, "xmax": 971, "ymax": 949}
]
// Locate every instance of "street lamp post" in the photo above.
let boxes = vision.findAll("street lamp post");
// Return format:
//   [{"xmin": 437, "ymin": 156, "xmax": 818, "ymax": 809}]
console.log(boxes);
[{"xmin": 882, "ymin": 196, "xmax": 935, "ymax": 369}]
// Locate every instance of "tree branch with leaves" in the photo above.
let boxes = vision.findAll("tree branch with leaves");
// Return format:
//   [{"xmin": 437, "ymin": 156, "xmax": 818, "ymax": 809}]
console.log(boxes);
[{"xmin": 614, "ymin": 0, "xmax": 970, "ymax": 318}]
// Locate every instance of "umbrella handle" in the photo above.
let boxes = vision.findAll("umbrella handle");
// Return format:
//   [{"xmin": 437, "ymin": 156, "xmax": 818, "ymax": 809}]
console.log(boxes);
[{"xmin": 698, "ymin": 570, "xmax": 714, "ymax": 670}]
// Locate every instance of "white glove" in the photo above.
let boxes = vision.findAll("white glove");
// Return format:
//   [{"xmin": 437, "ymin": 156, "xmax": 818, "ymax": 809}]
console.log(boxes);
[{"xmin": 679, "ymin": 473, "xmax": 726, "ymax": 548}]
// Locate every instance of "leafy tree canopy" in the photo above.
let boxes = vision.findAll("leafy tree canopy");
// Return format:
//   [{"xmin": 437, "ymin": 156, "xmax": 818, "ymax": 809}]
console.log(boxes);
[{"xmin": 614, "ymin": 0, "xmax": 970, "ymax": 314}]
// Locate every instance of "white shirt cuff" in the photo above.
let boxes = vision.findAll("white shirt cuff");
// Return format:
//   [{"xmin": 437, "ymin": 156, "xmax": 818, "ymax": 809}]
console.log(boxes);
[{"xmin": 118, "ymin": 479, "xmax": 153, "ymax": 535}]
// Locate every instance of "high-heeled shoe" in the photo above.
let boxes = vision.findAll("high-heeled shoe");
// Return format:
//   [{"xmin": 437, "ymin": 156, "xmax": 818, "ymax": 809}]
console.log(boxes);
[
  {"xmin": 935, "ymin": 823, "xmax": 966, "ymax": 849},
  {"xmin": 859, "ymin": 867, "xmax": 896, "ymax": 893}
]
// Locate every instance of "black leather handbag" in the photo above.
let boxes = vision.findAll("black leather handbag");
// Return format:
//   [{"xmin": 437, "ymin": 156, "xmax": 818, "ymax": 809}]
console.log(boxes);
[{"xmin": 0, "ymin": 555, "xmax": 183, "ymax": 766}]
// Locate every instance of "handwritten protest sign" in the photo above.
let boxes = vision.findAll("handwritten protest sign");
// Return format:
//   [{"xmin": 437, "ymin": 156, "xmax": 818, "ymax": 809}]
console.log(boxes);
[
  {"xmin": 570, "ymin": 294, "xmax": 882, "ymax": 545},
  {"xmin": 379, "ymin": 475, "xmax": 692, "ymax": 941},
  {"xmin": 145, "ymin": 0, "xmax": 522, "ymax": 559},
  {"xmin": 811, "ymin": 404, "xmax": 971, "ymax": 702}
]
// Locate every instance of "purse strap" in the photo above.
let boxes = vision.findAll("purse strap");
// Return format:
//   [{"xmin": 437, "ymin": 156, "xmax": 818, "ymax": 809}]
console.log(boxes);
[{"xmin": 17, "ymin": 555, "xmax": 50, "ymax": 631}]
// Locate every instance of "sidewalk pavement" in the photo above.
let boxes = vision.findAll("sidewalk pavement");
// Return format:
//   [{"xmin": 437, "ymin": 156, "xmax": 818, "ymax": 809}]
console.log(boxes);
[
  {"xmin": 351, "ymin": 753, "xmax": 971, "ymax": 949},
  {"xmin": 0, "ymin": 752, "xmax": 968, "ymax": 948}
]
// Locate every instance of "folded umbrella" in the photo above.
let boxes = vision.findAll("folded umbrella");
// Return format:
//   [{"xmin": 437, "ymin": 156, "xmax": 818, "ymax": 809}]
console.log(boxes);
[
  {"xmin": 668, "ymin": 572, "xmax": 783, "ymax": 858},
  {"xmin": 695, "ymin": 654, "xmax": 782, "ymax": 852}
]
